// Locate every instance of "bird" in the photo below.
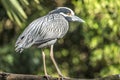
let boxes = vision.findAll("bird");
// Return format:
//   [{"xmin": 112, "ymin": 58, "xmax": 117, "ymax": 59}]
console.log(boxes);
[{"xmin": 15, "ymin": 7, "xmax": 84, "ymax": 78}]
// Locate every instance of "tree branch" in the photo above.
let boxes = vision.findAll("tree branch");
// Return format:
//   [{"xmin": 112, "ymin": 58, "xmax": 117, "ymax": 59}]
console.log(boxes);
[{"xmin": 0, "ymin": 72, "xmax": 120, "ymax": 80}]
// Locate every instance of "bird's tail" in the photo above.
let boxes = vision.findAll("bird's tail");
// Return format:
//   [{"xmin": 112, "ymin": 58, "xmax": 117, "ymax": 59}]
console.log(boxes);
[
  {"xmin": 15, "ymin": 39, "xmax": 25, "ymax": 53},
  {"xmin": 15, "ymin": 34, "xmax": 34, "ymax": 53},
  {"xmin": 15, "ymin": 35, "xmax": 27, "ymax": 53},
  {"xmin": 15, "ymin": 45, "xmax": 24, "ymax": 53}
]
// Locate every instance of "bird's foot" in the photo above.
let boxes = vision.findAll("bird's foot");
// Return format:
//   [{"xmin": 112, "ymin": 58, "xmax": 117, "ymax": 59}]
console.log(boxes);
[
  {"xmin": 43, "ymin": 74, "xmax": 52, "ymax": 80},
  {"xmin": 58, "ymin": 74, "xmax": 70, "ymax": 80}
]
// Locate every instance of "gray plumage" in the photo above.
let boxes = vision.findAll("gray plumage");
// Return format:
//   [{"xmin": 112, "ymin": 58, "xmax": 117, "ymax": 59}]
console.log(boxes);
[
  {"xmin": 15, "ymin": 7, "xmax": 84, "ymax": 53},
  {"xmin": 15, "ymin": 7, "xmax": 84, "ymax": 77}
]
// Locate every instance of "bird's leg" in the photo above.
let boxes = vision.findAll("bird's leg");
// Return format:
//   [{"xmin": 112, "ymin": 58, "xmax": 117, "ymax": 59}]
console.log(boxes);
[
  {"xmin": 50, "ymin": 45, "xmax": 64, "ymax": 77},
  {"xmin": 42, "ymin": 49, "xmax": 51, "ymax": 80},
  {"xmin": 42, "ymin": 49, "xmax": 48, "ymax": 76}
]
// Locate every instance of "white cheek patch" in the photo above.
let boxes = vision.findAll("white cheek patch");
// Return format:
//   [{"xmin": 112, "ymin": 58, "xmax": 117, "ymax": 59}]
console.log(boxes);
[
  {"xmin": 68, "ymin": 8, "xmax": 74, "ymax": 15},
  {"xmin": 60, "ymin": 12, "xmax": 68, "ymax": 17}
]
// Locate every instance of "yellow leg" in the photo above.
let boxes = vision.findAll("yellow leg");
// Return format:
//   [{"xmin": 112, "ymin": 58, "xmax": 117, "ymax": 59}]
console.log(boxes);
[
  {"xmin": 50, "ymin": 45, "xmax": 64, "ymax": 77},
  {"xmin": 42, "ymin": 49, "xmax": 48, "ymax": 76}
]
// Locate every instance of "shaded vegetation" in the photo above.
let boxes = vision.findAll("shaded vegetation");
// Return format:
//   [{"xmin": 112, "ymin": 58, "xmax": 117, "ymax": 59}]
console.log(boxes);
[{"xmin": 0, "ymin": 0, "xmax": 120, "ymax": 78}]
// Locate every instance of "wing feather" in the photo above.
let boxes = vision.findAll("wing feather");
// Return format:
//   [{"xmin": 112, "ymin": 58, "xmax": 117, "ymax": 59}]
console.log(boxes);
[
  {"xmin": 15, "ymin": 14, "xmax": 69, "ymax": 53},
  {"xmin": 34, "ymin": 16, "xmax": 69, "ymax": 45}
]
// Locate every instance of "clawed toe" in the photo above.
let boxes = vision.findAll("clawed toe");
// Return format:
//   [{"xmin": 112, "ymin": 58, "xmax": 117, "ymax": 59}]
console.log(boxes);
[
  {"xmin": 44, "ymin": 75, "xmax": 52, "ymax": 80},
  {"xmin": 58, "ymin": 75, "xmax": 70, "ymax": 80}
]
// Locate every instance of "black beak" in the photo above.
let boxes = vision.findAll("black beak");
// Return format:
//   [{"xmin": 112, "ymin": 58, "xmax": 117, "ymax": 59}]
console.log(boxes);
[{"xmin": 71, "ymin": 15, "xmax": 85, "ymax": 22}]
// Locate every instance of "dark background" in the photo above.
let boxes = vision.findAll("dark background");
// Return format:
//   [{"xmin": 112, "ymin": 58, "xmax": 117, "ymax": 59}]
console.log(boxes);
[{"xmin": 0, "ymin": 0, "xmax": 120, "ymax": 78}]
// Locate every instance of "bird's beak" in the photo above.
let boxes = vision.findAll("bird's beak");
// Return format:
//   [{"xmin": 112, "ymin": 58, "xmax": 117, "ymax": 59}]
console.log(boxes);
[{"xmin": 71, "ymin": 15, "xmax": 85, "ymax": 22}]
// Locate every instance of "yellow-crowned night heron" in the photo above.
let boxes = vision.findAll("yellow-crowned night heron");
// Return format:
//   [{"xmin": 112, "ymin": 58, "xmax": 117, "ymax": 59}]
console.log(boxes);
[{"xmin": 15, "ymin": 7, "xmax": 84, "ymax": 77}]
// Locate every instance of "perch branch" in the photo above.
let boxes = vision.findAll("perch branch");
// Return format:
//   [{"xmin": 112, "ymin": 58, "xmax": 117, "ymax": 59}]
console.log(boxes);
[{"xmin": 0, "ymin": 72, "xmax": 120, "ymax": 80}]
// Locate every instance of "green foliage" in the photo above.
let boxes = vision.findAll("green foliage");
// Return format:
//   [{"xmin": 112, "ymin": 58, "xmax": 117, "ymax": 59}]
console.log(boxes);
[
  {"xmin": 1, "ymin": 0, "xmax": 28, "ymax": 26},
  {"xmin": 0, "ymin": 0, "xmax": 120, "ymax": 78}
]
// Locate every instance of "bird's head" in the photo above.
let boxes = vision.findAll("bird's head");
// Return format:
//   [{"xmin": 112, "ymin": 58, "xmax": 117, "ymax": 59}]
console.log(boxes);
[{"xmin": 49, "ymin": 7, "xmax": 85, "ymax": 22}]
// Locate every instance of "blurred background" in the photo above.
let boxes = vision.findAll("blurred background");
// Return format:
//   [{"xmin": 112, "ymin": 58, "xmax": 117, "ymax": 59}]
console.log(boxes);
[{"xmin": 0, "ymin": 0, "xmax": 120, "ymax": 78}]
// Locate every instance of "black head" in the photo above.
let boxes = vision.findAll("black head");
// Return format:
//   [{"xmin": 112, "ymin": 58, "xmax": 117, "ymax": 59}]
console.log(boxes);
[{"xmin": 49, "ymin": 7, "xmax": 85, "ymax": 22}]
